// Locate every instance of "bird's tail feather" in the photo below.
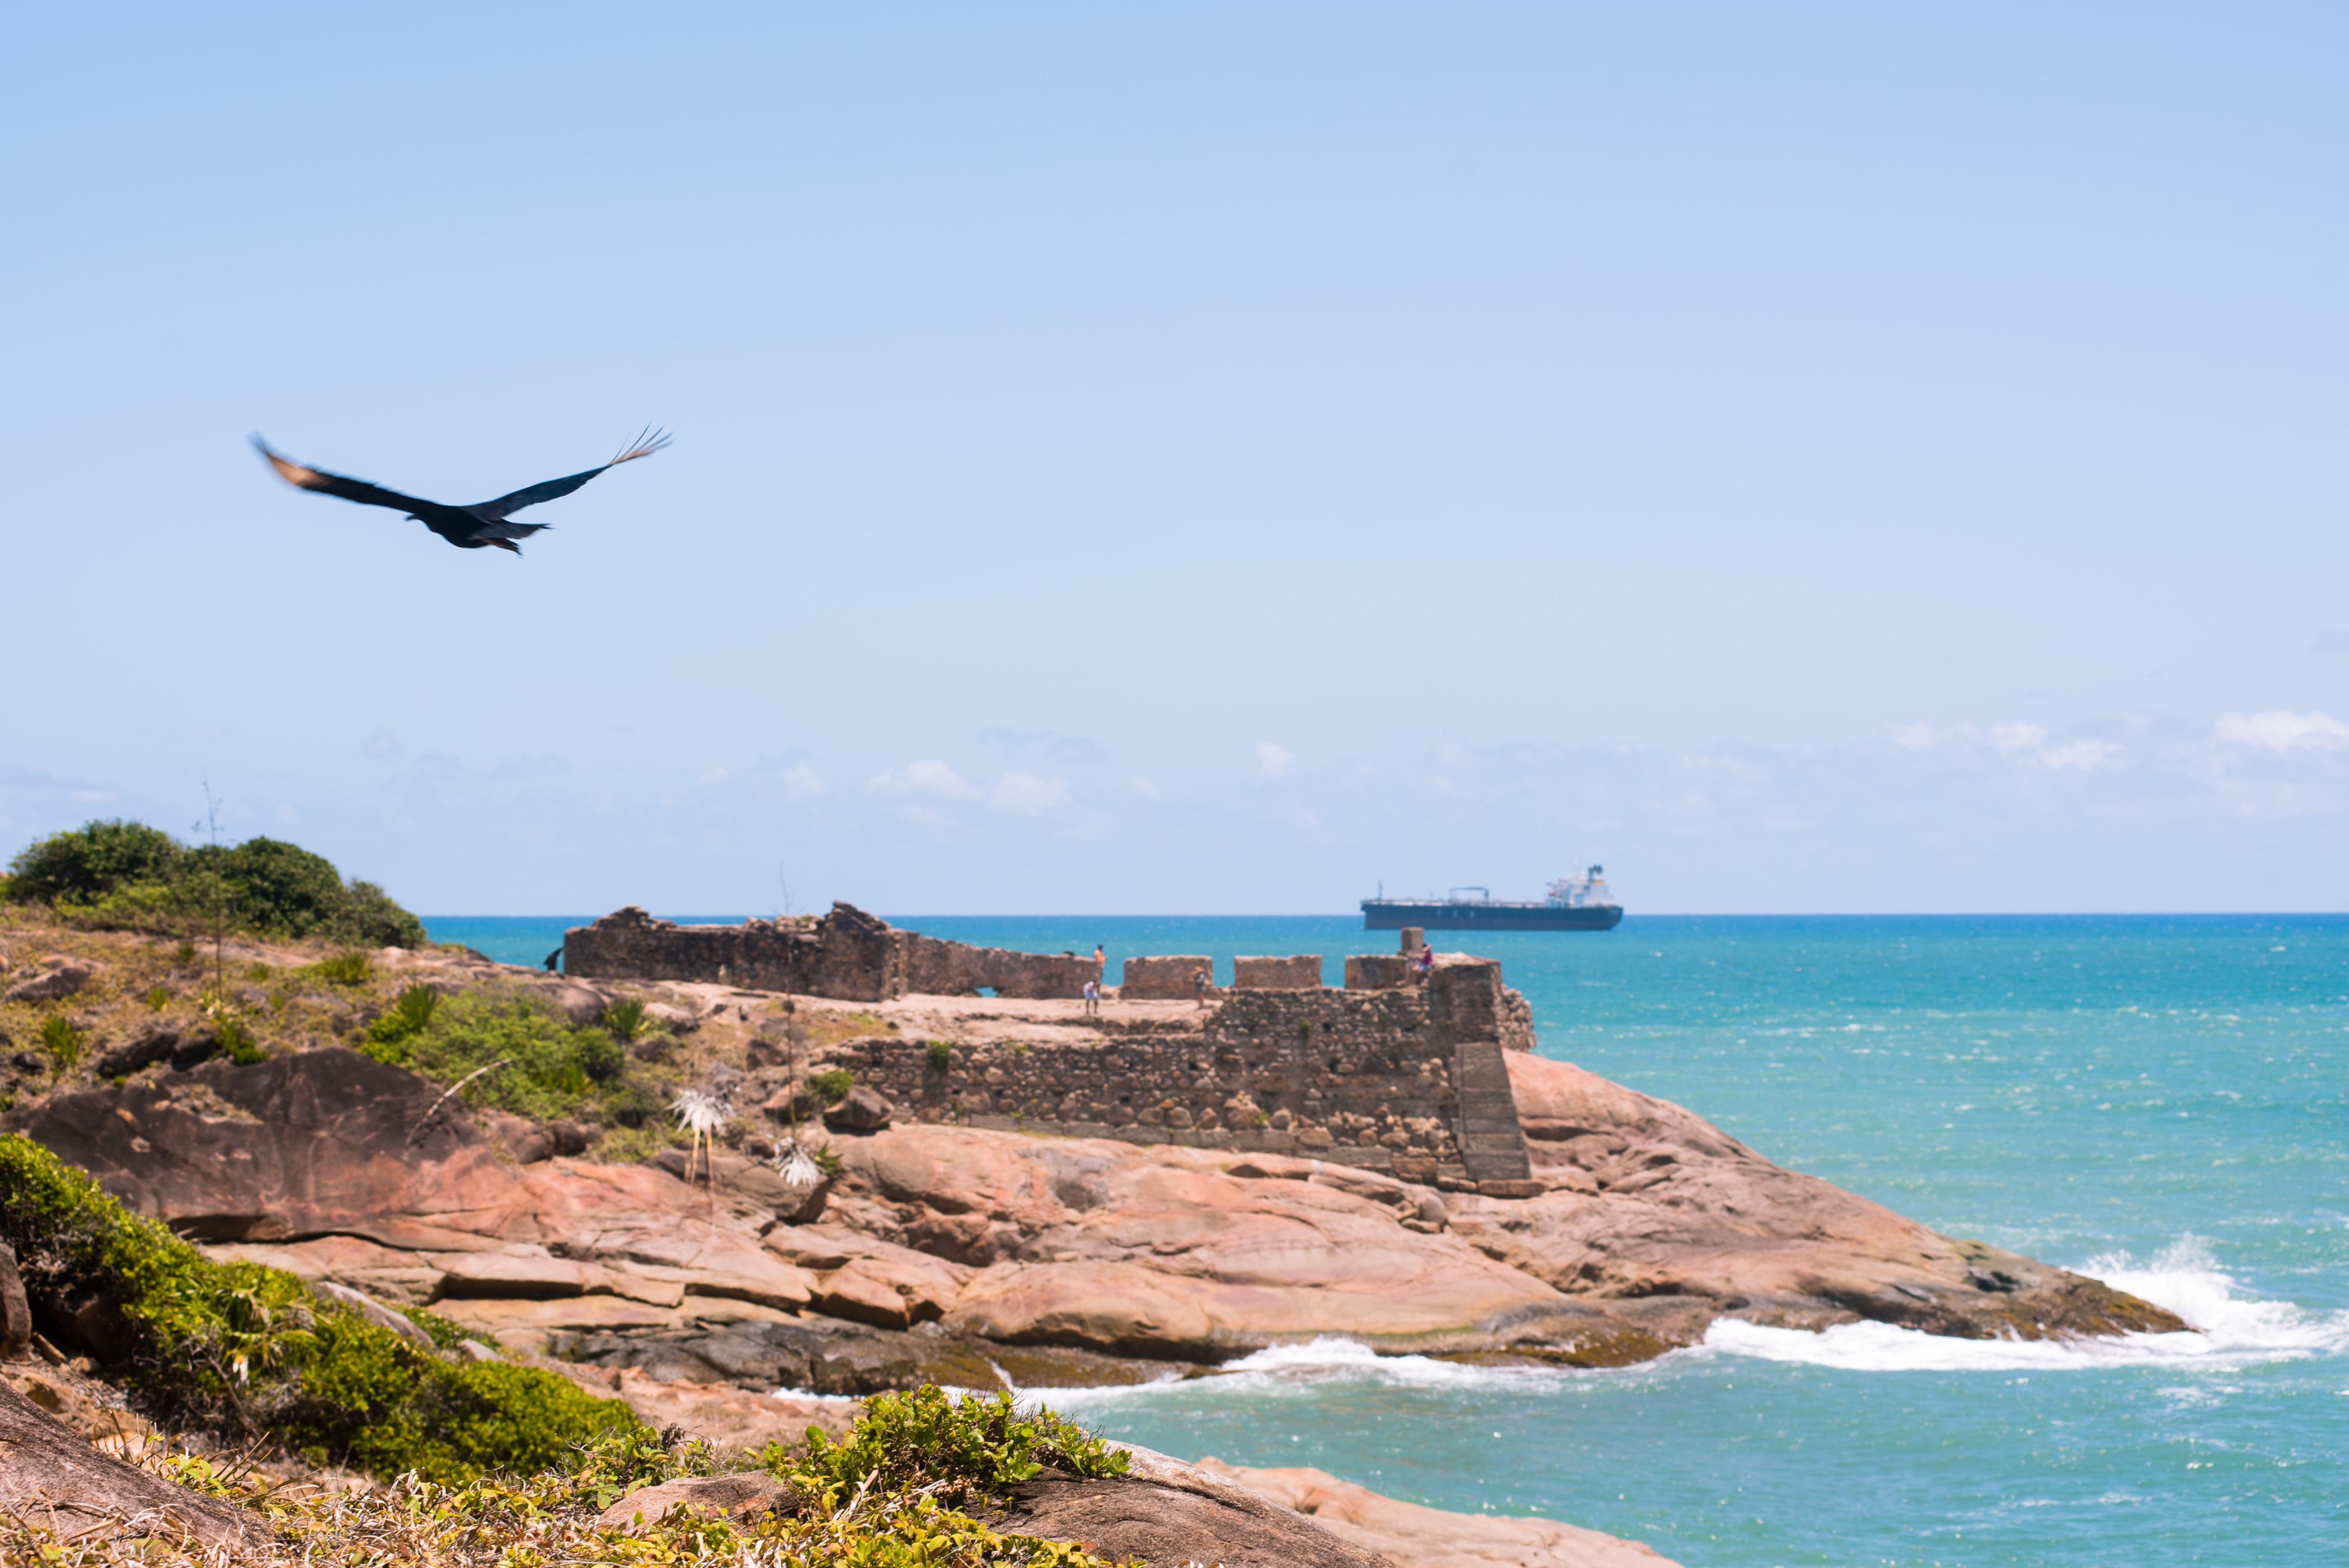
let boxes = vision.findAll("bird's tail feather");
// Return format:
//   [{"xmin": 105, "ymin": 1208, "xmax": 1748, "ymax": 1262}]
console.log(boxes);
[{"xmin": 609, "ymin": 426, "xmax": 672, "ymax": 466}]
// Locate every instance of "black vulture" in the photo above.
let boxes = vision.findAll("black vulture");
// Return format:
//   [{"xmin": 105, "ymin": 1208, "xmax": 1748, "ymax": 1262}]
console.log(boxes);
[{"xmin": 250, "ymin": 428, "xmax": 670, "ymax": 554}]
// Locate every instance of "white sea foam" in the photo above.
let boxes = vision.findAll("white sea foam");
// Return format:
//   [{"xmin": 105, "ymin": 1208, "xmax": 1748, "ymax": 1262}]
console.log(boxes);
[
  {"xmin": 1022, "ymin": 1242, "xmax": 2346, "ymax": 1401},
  {"xmin": 1700, "ymin": 1236, "xmax": 2349, "ymax": 1373},
  {"xmin": 1030, "ymin": 1335, "xmax": 1581, "ymax": 1404}
]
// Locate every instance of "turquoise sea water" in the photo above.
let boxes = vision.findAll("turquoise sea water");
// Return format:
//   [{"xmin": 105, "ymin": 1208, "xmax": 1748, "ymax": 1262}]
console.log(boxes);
[{"xmin": 426, "ymin": 914, "xmax": 2348, "ymax": 1565}]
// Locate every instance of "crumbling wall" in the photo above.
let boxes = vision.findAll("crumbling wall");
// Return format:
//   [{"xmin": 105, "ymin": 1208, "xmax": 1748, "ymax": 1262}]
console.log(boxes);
[
  {"xmin": 817, "ymin": 960, "xmax": 1536, "ymax": 1190},
  {"xmin": 902, "ymin": 935, "xmax": 1097, "ymax": 1000},
  {"xmin": 1343, "ymin": 954, "xmax": 1414, "ymax": 990},
  {"xmin": 1120, "ymin": 955, "xmax": 1214, "ymax": 1000},
  {"xmin": 1233, "ymin": 954, "xmax": 1321, "ymax": 990},
  {"xmin": 565, "ymin": 903, "xmax": 1094, "ymax": 1002}
]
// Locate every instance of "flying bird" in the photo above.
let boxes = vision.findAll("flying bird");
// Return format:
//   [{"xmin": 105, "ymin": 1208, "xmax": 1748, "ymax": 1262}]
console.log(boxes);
[{"xmin": 250, "ymin": 428, "xmax": 670, "ymax": 554}]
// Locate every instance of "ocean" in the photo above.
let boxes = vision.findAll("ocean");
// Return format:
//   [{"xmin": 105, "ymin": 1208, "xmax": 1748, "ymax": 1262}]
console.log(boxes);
[{"xmin": 424, "ymin": 913, "xmax": 2348, "ymax": 1565}]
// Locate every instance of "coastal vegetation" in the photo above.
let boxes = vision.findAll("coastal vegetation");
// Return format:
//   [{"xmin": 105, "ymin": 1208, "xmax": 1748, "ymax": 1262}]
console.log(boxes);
[
  {"xmin": 359, "ymin": 991, "xmax": 635, "ymax": 1123},
  {"xmin": 0, "ymin": 1133, "xmax": 640, "ymax": 1480},
  {"xmin": 4, "ymin": 819, "xmax": 425, "ymax": 948},
  {"xmin": 0, "ymin": 1134, "xmax": 1135, "ymax": 1564}
]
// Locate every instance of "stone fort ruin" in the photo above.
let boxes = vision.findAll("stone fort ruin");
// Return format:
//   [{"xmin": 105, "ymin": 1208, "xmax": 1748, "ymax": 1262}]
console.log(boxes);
[{"xmin": 563, "ymin": 903, "xmax": 1539, "ymax": 1190}]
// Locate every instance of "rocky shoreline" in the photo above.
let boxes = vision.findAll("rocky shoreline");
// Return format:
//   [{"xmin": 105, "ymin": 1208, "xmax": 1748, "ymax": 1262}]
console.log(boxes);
[{"xmin": 0, "ymin": 909, "xmax": 2183, "ymax": 1564}]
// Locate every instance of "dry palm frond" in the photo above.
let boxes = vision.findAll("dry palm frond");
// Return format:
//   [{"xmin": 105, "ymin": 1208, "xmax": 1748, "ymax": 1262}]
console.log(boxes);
[{"xmin": 775, "ymin": 1141, "xmax": 824, "ymax": 1188}]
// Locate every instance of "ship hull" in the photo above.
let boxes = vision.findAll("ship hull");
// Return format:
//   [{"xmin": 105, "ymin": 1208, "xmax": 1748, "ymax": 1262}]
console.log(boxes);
[{"xmin": 1362, "ymin": 900, "xmax": 1623, "ymax": 932}]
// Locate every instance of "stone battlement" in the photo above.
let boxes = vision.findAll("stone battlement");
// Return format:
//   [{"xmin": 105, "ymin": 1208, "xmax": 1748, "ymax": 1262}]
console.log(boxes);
[
  {"xmin": 564, "ymin": 903, "xmax": 1099, "ymax": 1002},
  {"xmin": 815, "ymin": 957, "xmax": 1536, "ymax": 1187}
]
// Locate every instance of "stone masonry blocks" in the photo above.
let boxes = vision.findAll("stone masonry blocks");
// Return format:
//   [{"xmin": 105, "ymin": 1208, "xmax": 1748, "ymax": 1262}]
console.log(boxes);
[
  {"xmin": 1121, "ymin": 955, "xmax": 1216, "ymax": 1000},
  {"xmin": 1233, "ymin": 954, "xmax": 1322, "ymax": 990}
]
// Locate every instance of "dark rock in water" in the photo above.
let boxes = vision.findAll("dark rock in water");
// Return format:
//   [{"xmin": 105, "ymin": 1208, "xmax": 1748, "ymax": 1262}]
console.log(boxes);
[
  {"xmin": 597, "ymin": 1472, "xmax": 798, "ymax": 1533},
  {"xmin": 822, "ymin": 1085, "xmax": 894, "ymax": 1133},
  {"xmin": 0, "ymin": 1379, "xmax": 260, "ymax": 1547}
]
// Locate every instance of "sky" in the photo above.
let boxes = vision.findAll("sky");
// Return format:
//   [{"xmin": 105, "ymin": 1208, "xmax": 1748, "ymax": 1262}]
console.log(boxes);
[{"xmin": 4, "ymin": 4, "xmax": 2345, "ymax": 914}]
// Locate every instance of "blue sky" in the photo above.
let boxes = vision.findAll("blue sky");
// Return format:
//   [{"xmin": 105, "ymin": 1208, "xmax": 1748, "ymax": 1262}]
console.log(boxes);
[{"xmin": 5, "ymin": 4, "xmax": 2345, "ymax": 913}]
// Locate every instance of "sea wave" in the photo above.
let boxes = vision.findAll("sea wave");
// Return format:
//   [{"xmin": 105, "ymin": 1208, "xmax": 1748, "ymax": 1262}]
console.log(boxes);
[
  {"xmin": 1700, "ymin": 1236, "xmax": 2349, "ymax": 1372},
  {"xmin": 1030, "ymin": 1335, "xmax": 1585, "ymax": 1404},
  {"xmin": 1032, "ymin": 1240, "xmax": 2348, "ymax": 1398}
]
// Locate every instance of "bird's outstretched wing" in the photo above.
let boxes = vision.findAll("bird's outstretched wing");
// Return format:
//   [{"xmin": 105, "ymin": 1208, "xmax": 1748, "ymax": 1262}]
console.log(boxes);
[
  {"xmin": 468, "ymin": 427, "xmax": 671, "ymax": 520},
  {"xmin": 250, "ymin": 435, "xmax": 436, "ymax": 514}
]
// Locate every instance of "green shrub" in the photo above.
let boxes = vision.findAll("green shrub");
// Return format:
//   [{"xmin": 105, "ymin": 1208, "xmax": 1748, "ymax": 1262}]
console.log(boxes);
[
  {"xmin": 0, "ymin": 1134, "xmax": 641, "ymax": 1480},
  {"xmin": 365, "ymin": 982, "xmax": 441, "ymax": 1055},
  {"xmin": 3, "ymin": 819, "xmax": 426, "ymax": 947},
  {"xmin": 310, "ymin": 951, "xmax": 372, "ymax": 987},
  {"xmin": 600, "ymin": 997, "xmax": 650, "ymax": 1043},
  {"xmin": 776, "ymin": 1385, "xmax": 1128, "ymax": 1510},
  {"xmin": 372, "ymin": 993, "xmax": 626, "ymax": 1122},
  {"xmin": 334, "ymin": 878, "xmax": 428, "ymax": 948},
  {"xmin": 807, "ymin": 1068, "xmax": 854, "ymax": 1105},
  {"xmin": 214, "ymin": 1015, "xmax": 267, "ymax": 1066},
  {"xmin": 5, "ymin": 819, "xmax": 182, "ymax": 905},
  {"xmin": 37, "ymin": 1015, "xmax": 83, "ymax": 1077},
  {"xmin": 927, "ymin": 1039, "xmax": 954, "ymax": 1072}
]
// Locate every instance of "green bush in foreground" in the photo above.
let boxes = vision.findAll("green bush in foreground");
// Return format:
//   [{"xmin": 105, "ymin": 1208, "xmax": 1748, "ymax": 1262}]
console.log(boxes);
[
  {"xmin": 775, "ymin": 1384, "xmax": 1129, "ymax": 1510},
  {"xmin": 0, "ymin": 1133, "xmax": 641, "ymax": 1482}
]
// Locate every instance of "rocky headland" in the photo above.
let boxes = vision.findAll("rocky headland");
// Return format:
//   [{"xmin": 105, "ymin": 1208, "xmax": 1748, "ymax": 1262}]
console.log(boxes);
[{"xmin": 0, "ymin": 894, "xmax": 2182, "ymax": 1564}]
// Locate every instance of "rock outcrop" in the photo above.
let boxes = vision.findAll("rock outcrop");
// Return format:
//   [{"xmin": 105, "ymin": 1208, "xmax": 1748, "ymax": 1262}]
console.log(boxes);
[
  {"xmin": 3, "ymin": 1042, "xmax": 2179, "ymax": 1388},
  {"xmin": 0, "ymin": 1379, "xmax": 258, "ymax": 1547},
  {"xmin": 4, "ymin": 957, "xmax": 95, "ymax": 1005},
  {"xmin": 1194, "ymin": 1456, "xmax": 1678, "ymax": 1568},
  {"xmin": 1001, "ymin": 1445, "xmax": 1394, "ymax": 1568},
  {"xmin": 1449, "ymin": 1051, "xmax": 2188, "ymax": 1346}
]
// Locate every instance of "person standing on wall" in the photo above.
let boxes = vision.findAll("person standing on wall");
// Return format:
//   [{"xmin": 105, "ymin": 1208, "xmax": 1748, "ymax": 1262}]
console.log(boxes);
[{"xmin": 1082, "ymin": 976, "xmax": 1101, "ymax": 1017}]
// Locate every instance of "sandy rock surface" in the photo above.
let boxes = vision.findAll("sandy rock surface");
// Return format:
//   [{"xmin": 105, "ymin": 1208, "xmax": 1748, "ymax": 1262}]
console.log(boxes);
[
  {"xmin": 1194, "ymin": 1456, "xmax": 1678, "ymax": 1568},
  {"xmin": 0, "ymin": 1378, "xmax": 258, "ymax": 1547},
  {"xmin": 1001, "ymin": 1444, "xmax": 1392, "ymax": 1568}
]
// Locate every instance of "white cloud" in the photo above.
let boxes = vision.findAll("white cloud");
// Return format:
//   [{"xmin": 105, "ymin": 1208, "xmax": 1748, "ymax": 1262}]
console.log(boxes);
[
  {"xmin": 2213, "ymin": 710, "xmax": 2349, "ymax": 753},
  {"xmin": 2038, "ymin": 740, "xmax": 2123, "ymax": 772},
  {"xmin": 867, "ymin": 759, "xmax": 979, "ymax": 800},
  {"xmin": 696, "ymin": 766, "xmax": 731, "ymax": 786},
  {"xmin": 1257, "ymin": 741, "xmax": 1293, "ymax": 778},
  {"xmin": 1893, "ymin": 723, "xmax": 1939, "ymax": 752},
  {"xmin": 990, "ymin": 771, "xmax": 1069, "ymax": 815},
  {"xmin": 1988, "ymin": 722, "xmax": 2047, "ymax": 754},
  {"xmin": 1130, "ymin": 775, "xmax": 1160, "ymax": 798},
  {"xmin": 781, "ymin": 765, "xmax": 825, "ymax": 800}
]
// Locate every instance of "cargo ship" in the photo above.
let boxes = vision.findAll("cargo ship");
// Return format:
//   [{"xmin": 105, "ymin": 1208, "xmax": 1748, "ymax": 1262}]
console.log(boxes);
[{"xmin": 1362, "ymin": 867, "xmax": 1623, "ymax": 931}]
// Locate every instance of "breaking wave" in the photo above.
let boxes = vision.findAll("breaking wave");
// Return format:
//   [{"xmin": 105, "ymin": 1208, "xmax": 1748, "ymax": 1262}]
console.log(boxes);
[
  {"xmin": 1032, "ymin": 1240, "xmax": 2347, "ymax": 1398},
  {"xmin": 1700, "ymin": 1236, "xmax": 2349, "ymax": 1372}
]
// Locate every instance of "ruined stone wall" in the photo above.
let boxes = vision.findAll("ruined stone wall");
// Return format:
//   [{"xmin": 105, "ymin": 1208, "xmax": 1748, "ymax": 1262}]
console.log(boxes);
[
  {"xmin": 565, "ymin": 903, "xmax": 1096, "ymax": 1002},
  {"xmin": 1233, "ymin": 954, "xmax": 1322, "ymax": 990},
  {"xmin": 1120, "ymin": 955, "xmax": 1213, "ymax": 1000},
  {"xmin": 901, "ymin": 935, "xmax": 1098, "ymax": 1001},
  {"xmin": 815, "ymin": 961, "xmax": 1535, "ymax": 1190},
  {"xmin": 1343, "ymin": 954, "xmax": 1414, "ymax": 991}
]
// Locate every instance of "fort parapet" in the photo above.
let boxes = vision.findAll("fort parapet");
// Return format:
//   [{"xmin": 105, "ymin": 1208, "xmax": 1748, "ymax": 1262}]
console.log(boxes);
[
  {"xmin": 567, "ymin": 904, "xmax": 1540, "ymax": 1188},
  {"xmin": 820, "ymin": 955, "xmax": 1536, "ymax": 1189},
  {"xmin": 564, "ymin": 903, "xmax": 1099, "ymax": 1001}
]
